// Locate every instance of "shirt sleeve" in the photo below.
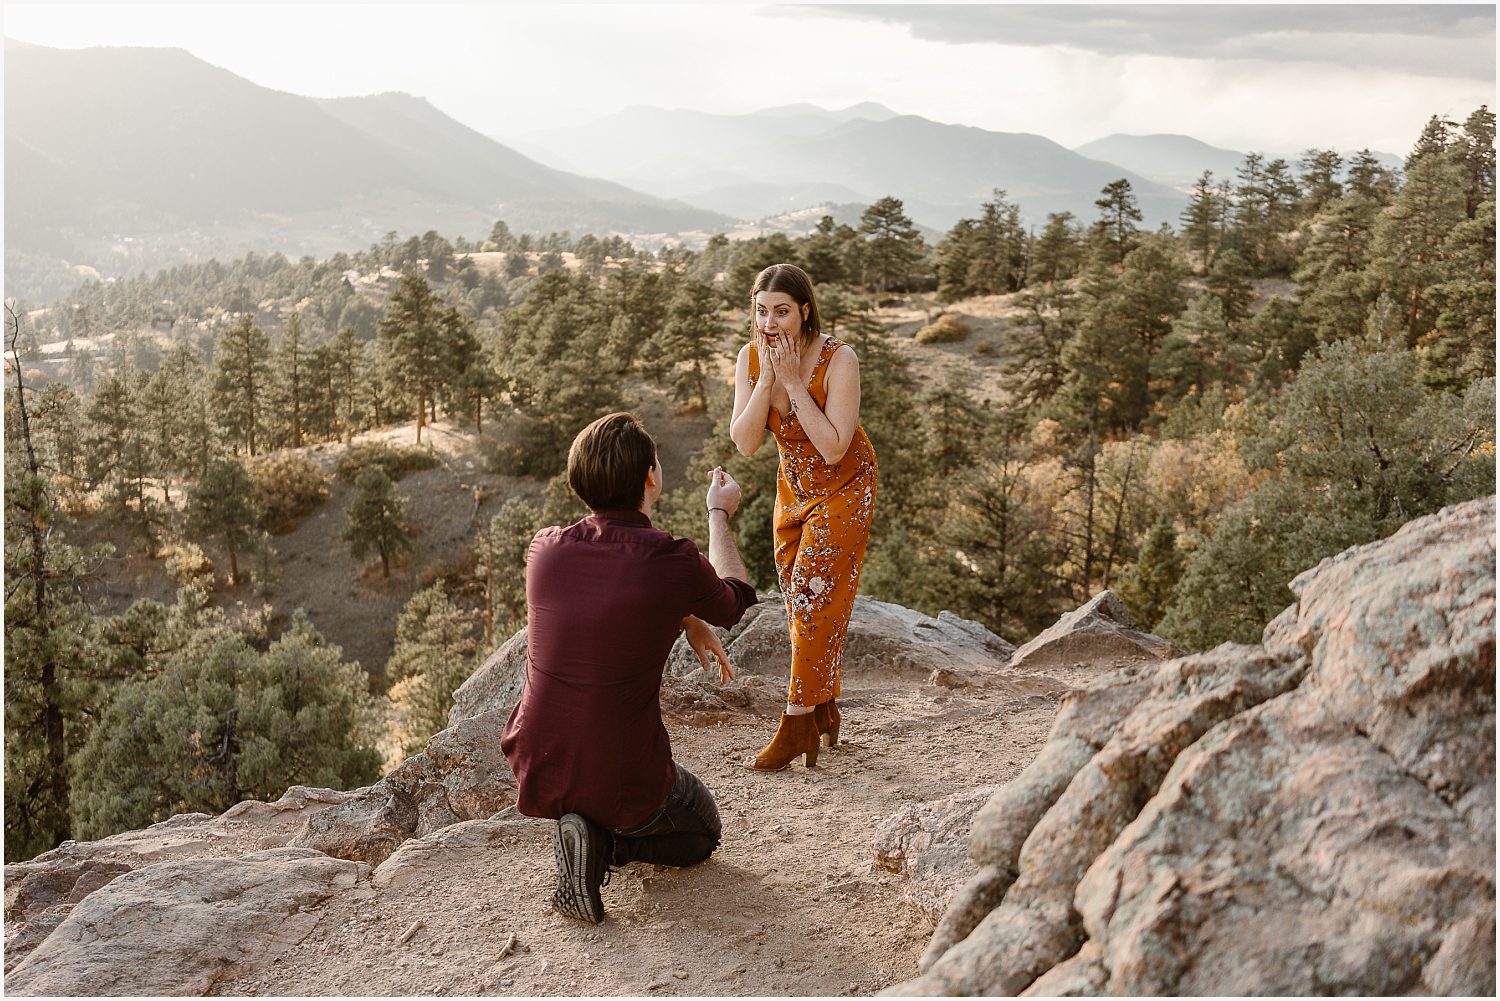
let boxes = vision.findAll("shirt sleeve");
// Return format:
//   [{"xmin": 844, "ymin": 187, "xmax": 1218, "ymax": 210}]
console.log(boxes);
[{"xmin": 678, "ymin": 545, "xmax": 758, "ymax": 627}]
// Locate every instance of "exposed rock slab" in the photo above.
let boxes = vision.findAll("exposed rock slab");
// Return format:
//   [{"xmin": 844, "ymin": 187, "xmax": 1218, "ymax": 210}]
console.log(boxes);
[
  {"xmin": 1007, "ymin": 590, "xmax": 1177, "ymax": 684},
  {"xmin": 3, "ymin": 786, "xmax": 355, "ymax": 972},
  {"xmin": 726, "ymin": 594, "xmax": 1016, "ymax": 682},
  {"xmin": 451, "ymin": 596, "xmax": 1019, "ymax": 728},
  {"xmin": 873, "ymin": 785, "xmax": 997, "ymax": 922},
  {"xmin": 448, "ymin": 625, "xmax": 528, "ymax": 725},
  {"xmin": 895, "ymin": 497, "xmax": 1496, "ymax": 996},
  {"xmin": 292, "ymin": 711, "xmax": 516, "ymax": 868},
  {"xmin": 372, "ymin": 807, "xmax": 549, "ymax": 890},
  {"xmin": 6, "ymin": 847, "xmax": 362, "ymax": 996}
]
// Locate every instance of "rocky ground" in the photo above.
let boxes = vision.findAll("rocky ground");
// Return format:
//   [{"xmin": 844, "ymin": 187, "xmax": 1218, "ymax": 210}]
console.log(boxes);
[
  {"xmin": 10, "ymin": 499, "xmax": 1491, "ymax": 997},
  {"xmin": 9, "ymin": 594, "xmax": 1162, "ymax": 997}
]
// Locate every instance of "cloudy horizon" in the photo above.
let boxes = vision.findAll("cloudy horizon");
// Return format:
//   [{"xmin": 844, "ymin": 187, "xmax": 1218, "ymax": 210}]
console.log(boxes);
[{"xmin": 5, "ymin": 3, "xmax": 1494, "ymax": 157}]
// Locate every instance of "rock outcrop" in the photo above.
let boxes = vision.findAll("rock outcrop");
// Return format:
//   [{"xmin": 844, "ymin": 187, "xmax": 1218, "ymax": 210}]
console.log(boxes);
[
  {"xmin": 3, "ymin": 786, "xmax": 356, "ymax": 974},
  {"xmin": 1006, "ymin": 590, "xmax": 1177, "ymax": 684},
  {"xmin": 7, "ymin": 848, "xmax": 363, "ymax": 995},
  {"xmin": 873, "ymin": 785, "xmax": 998, "ymax": 922},
  {"xmin": 892, "ymin": 497, "xmax": 1496, "ymax": 996},
  {"xmin": 291, "ymin": 711, "xmax": 517, "ymax": 867},
  {"xmin": 449, "ymin": 594, "xmax": 1021, "ymax": 728}
]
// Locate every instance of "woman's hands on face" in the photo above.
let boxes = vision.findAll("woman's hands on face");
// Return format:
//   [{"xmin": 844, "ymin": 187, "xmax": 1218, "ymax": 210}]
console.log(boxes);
[
  {"xmin": 763, "ymin": 328, "xmax": 804, "ymax": 386},
  {"xmin": 753, "ymin": 327, "xmax": 779, "ymax": 388}
]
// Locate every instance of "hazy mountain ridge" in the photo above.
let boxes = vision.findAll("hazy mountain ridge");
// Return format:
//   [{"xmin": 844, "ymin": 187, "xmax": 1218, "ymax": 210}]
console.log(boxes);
[
  {"xmin": 3, "ymin": 41, "xmax": 731, "ymax": 299},
  {"xmin": 514, "ymin": 106, "xmax": 1188, "ymax": 231},
  {"xmin": 1073, "ymin": 132, "xmax": 1407, "ymax": 189}
]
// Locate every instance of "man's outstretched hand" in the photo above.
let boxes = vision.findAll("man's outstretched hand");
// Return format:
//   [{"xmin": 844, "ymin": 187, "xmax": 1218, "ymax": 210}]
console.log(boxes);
[
  {"xmin": 705, "ymin": 466, "xmax": 741, "ymax": 518},
  {"xmin": 683, "ymin": 615, "xmax": 735, "ymax": 685}
]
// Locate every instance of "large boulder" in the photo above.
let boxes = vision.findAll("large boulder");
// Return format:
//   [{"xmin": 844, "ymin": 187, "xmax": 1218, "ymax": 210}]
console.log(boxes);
[
  {"xmin": 873, "ymin": 785, "xmax": 997, "ymax": 923},
  {"xmin": 1006, "ymin": 589, "xmax": 1177, "ymax": 684},
  {"xmin": 292, "ymin": 711, "xmax": 516, "ymax": 867},
  {"xmin": 448, "ymin": 625, "xmax": 528, "ymax": 725},
  {"xmin": 896, "ymin": 497, "xmax": 1496, "ymax": 996},
  {"xmin": 725, "ymin": 594, "xmax": 1016, "ymax": 681},
  {"xmin": 6, "ymin": 847, "xmax": 362, "ymax": 996},
  {"xmin": 3, "ymin": 786, "xmax": 356, "ymax": 973},
  {"xmin": 450, "ymin": 595, "xmax": 1019, "ymax": 726}
]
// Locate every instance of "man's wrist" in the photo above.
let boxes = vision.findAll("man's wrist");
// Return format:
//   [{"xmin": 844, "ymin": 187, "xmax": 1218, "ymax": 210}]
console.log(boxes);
[{"xmin": 707, "ymin": 506, "xmax": 731, "ymax": 518}]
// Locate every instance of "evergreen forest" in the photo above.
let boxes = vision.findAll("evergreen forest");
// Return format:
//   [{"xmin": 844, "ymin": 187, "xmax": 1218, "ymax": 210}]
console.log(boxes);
[{"xmin": 5, "ymin": 110, "xmax": 1494, "ymax": 861}]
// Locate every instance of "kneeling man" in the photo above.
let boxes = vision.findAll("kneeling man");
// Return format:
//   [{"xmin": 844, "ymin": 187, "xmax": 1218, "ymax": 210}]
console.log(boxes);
[{"xmin": 501, "ymin": 412, "xmax": 756, "ymax": 923}]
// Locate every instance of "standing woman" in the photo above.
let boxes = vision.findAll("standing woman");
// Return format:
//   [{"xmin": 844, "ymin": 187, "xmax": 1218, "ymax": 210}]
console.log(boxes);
[{"xmin": 730, "ymin": 263, "xmax": 877, "ymax": 770}]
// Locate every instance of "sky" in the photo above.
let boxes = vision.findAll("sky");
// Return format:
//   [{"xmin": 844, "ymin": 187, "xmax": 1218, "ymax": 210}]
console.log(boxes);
[{"xmin": 4, "ymin": 3, "xmax": 1495, "ymax": 156}]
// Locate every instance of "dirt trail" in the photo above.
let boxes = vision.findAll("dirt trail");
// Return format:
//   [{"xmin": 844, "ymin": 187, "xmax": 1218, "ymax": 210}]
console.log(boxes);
[{"xmin": 212, "ymin": 676, "xmax": 1058, "ymax": 997}]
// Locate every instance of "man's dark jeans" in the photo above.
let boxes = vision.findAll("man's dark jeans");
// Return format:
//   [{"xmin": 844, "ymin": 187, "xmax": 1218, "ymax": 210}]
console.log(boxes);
[{"xmin": 608, "ymin": 763, "xmax": 721, "ymax": 868}]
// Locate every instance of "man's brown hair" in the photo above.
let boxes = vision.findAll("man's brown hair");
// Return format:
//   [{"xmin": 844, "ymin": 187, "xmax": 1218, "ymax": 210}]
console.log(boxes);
[{"xmin": 567, "ymin": 412, "xmax": 658, "ymax": 512}]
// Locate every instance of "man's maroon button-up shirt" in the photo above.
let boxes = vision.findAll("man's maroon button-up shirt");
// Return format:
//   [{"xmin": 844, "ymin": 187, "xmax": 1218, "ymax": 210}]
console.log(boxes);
[{"xmin": 500, "ymin": 510, "xmax": 757, "ymax": 830}]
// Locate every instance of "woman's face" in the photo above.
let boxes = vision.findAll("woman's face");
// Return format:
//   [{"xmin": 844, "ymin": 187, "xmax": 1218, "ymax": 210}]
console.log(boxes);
[{"xmin": 754, "ymin": 291, "xmax": 807, "ymax": 343}]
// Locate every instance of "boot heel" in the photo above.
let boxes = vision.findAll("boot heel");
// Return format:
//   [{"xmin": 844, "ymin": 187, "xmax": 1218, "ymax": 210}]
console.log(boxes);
[
  {"xmin": 815, "ymin": 698, "xmax": 841, "ymax": 748},
  {"xmin": 745, "ymin": 711, "xmax": 820, "ymax": 771}
]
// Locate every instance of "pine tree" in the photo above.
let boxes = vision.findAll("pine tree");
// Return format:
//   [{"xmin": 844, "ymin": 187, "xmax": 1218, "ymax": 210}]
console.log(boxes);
[
  {"xmin": 343, "ymin": 467, "xmax": 413, "ymax": 578},
  {"xmin": 922, "ymin": 367, "xmax": 982, "ymax": 474},
  {"xmin": 483, "ymin": 497, "xmax": 545, "ymax": 639},
  {"xmin": 1367, "ymin": 152, "xmax": 1469, "ymax": 347},
  {"xmin": 4, "ymin": 309, "xmax": 108, "ymax": 860},
  {"xmin": 69, "ymin": 610, "xmax": 382, "ymax": 840},
  {"xmin": 1179, "ymin": 171, "xmax": 1223, "ymax": 272},
  {"xmin": 83, "ymin": 370, "xmax": 162, "ymax": 550},
  {"xmin": 936, "ymin": 218, "xmax": 979, "ymax": 301},
  {"xmin": 1150, "ymin": 292, "xmax": 1235, "ymax": 410},
  {"xmin": 1090, "ymin": 179, "xmax": 1143, "ymax": 266},
  {"xmin": 859, "ymin": 196, "xmax": 925, "ymax": 293},
  {"xmin": 270, "ymin": 312, "xmax": 311, "ymax": 449},
  {"xmin": 1000, "ymin": 283, "xmax": 1078, "ymax": 414},
  {"xmin": 802, "ymin": 216, "xmax": 849, "ymax": 285},
  {"xmin": 1419, "ymin": 198, "xmax": 1497, "ymax": 387},
  {"xmin": 1346, "ymin": 149, "xmax": 1400, "ymax": 204},
  {"xmin": 1293, "ymin": 192, "xmax": 1381, "ymax": 344},
  {"xmin": 495, "ymin": 270, "xmax": 624, "ymax": 474},
  {"xmin": 644, "ymin": 279, "xmax": 721, "ymax": 410},
  {"xmin": 386, "ymin": 585, "xmax": 481, "ymax": 755},
  {"xmin": 186, "ymin": 458, "xmax": 261, "ymax": 586},
  {"xmin": 967, "ymin": 189, "xmax": 1028, "ymax": 294},
  {"xmin": 379, "ymin": 274, "xmax": 451, "ymax": 443},
  {"xmin": 1457, "ymin": 106, "xmax": 1496, "ymax": 216},
  {"xmin": 1030, "ymin": 212, "xmax": 1082, "ymax": 285},
  {"xmin": 212, "ymin": 315, "xmax": 271, "ymax": 456},
  {"xmin": 1297, "ymin": 149, "xmax": 1344, "ymax": 218},
  {"xmin": 138, "ymin": 365, "xmax": 192, "ymax": 504},
  {"xmin": 936, "ymin": 416, "xmax": 1059, "ymax": 642}
]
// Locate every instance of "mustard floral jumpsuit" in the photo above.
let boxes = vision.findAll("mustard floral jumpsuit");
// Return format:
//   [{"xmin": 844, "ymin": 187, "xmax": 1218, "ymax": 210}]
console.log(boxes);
[{"xmin": 749, "ymin": 337, "xmax": 878, "ymax": 706}]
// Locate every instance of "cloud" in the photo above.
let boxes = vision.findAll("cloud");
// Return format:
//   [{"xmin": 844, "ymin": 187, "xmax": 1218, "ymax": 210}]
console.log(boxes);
[{"xmin": 812, "ymin": 4, "xmax": 1496, "ymax": 80}]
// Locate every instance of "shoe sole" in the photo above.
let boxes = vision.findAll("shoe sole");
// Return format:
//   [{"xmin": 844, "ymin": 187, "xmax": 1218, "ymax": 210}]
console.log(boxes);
[{"xmin": 552, "ymin": 815, "xmax": 604, "ymax": 924}]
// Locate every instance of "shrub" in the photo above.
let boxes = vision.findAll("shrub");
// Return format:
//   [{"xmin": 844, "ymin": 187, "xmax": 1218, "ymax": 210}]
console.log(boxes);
[
  {"xmin": 336, "ymin": 441, "xmax": 440, "ymax": 485},
  {"xmin": 161, "ymin": 541, "xmax": 215, "ymax": 590},
  {"xmin": 480, "ymin": 415, "xmax": 567, "ymax": 479},
  {"xmin": 915, "ymin": 313, "xmax": 971, "ymax": 344},
  {"xmin": 248, "ymin": 452, "xmax": 330, "ymax": 533}
]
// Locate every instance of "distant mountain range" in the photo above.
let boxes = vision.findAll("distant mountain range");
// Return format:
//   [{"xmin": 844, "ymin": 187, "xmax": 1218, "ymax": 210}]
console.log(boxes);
[
  {"xmin": 1072, "ymin": 134, "xmax": 1251, "ymax": 188},
  {"xmin": 4, "ymin": 38, "xmax": 1405, "ymax": 305},
  {"xmin": 1072, "ymin": 133, "xmax": 1405, "ymax": 189},
  {"xmin": 3, "ymin": 39, "xmax": 729, "ymax": 297},
  {"xmin": 512, "ymin": 106, "xmax": 1188, "ymax": 233}
]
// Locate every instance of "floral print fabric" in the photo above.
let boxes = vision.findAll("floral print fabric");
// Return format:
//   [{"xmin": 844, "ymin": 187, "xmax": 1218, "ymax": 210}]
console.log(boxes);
[{"xmin": 749, "ymin": 337, "xmax": 878, "ymax": 706}]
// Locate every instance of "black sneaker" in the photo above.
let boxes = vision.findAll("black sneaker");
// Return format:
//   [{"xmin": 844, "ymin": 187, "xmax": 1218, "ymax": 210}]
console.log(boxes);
[{"xmin": 552, "ymin": 813, "xmax": 609, "ymax": 924}]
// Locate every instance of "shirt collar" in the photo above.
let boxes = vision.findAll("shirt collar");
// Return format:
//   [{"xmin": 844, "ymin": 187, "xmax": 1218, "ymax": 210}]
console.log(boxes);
[{"xmin": 591, "ymin": 509, "xmax": 652, "ymax": 528}]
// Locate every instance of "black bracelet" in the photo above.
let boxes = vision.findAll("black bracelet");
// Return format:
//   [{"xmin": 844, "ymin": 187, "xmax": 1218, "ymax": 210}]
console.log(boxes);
[{"xmin": 708, "ymin": 507, "xmax": 729, "ymax": 516}]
